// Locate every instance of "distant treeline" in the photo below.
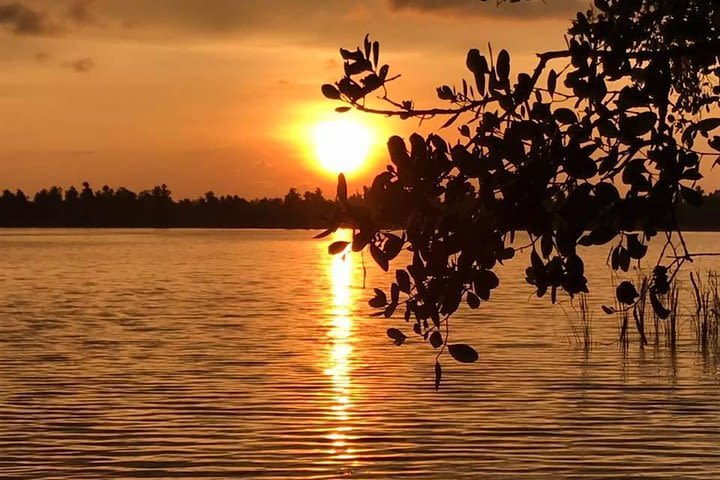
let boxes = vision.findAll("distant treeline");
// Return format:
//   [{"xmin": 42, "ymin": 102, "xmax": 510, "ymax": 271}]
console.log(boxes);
[
  {"xmin": 0, "ymin": 183, "xmax": 339, "ymax": 228},
  {"xmin": 0, "ymin": 182, "xmax": 719, "ymax": 230}
]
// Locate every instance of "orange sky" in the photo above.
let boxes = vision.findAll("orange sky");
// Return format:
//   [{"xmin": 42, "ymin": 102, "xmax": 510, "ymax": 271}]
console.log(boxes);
[{"xmin": 1, "ymin": 0, "xmax": 716, "ymax": 198}]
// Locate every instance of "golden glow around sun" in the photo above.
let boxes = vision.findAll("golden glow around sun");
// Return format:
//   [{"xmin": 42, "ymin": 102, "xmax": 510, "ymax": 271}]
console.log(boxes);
[{"xmin": 312, "ymin": 118, "xmax": 373, "ymax": 175}]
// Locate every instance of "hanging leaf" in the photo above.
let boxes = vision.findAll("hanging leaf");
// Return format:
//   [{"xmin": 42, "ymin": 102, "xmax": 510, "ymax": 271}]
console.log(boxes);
[
  {"xmin": 369, "ymin": 288, "xmax": 388, "ymax": 308},
  {"xmin": 321, "ymin": 84, "xmax": 341, "ymax": 100},
  {"xmin": 616, "ymin": 281, "xmax": 639, "ymax": 305},
  {"xmin": 328, "ymin": 241, "xmax": 349, "ymax": 255},
  {"xmin": 650, "ymin": 290, "xmax": 671, "ymax": 320},
  {"xmin": 441, "ymin": 111, "xmax": 462, "ymax": 129},
  {"xmin": 696, "ymin": 118, "xmax": 720, "ymax": 136},
  {"xmin": 448, "ymin": 344, "xmax": 479, "ymax": 363},
  {"xmin": 386, "ymin": 328, "xmax": 407, "ymax": 346},
  {"xmin": 314, "ymin": 228, "xmax": 337, "ymax": 239},
  {"xmin": 371, "ymin": 243, "xmax": 389, "ymax": 271},
  {"xmin": 396, "ymin": 270, "xmax": 411, "ymax": 293},
  {"xmin": 553, "ymin": 108, "xmax": 578, "ymax": 125},
  {"xmin": 429, "ymin": 331, "xmax": 443, "ymax": 348},
  {"xmin": 434, "ymin": 361, "xmax": 442, "ymax": 390},
  {"xmin": 466, "ymin": 291, "xmax": 480, "ymax": 309},
  {"xmin": 335, "ymin": 106, "xmax": 351, "ymax": 113}
]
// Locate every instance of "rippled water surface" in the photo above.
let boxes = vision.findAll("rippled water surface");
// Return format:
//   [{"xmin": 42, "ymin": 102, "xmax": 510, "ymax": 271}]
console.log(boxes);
[{"xmin": 2, "ymin": 229, "xmax": 720, "ymax": 479}]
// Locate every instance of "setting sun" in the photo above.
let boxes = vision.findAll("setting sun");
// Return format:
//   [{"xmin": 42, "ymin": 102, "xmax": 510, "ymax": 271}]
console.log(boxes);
[{"xmin": 312, "ymin": 118, "xmax": 373, "ymax": 175}]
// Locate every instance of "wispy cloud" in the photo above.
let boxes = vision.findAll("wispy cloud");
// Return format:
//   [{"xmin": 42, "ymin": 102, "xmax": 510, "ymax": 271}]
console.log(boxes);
[
  {"xmin": 387, "ymin": 0, "xmax": 587, "ymax": 18},
  {"xmin": 0, "ymin": 2, "xmax": 61, "ymax": 35},
  {"xmin": 63, "ymin": 57, "xmax": 95, "ymax": 72}
]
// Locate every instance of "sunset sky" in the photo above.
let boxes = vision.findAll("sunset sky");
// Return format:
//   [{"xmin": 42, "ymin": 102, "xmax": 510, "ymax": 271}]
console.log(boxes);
[{"xmin": 7, "ymin": 0, "xmax": 707, "ymax": 199}]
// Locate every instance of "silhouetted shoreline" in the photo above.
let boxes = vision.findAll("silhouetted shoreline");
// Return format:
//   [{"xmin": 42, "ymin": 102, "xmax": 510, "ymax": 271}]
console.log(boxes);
[{"xmin": 1, "ymin": 182, "xmax": 719, "ymax": 230}]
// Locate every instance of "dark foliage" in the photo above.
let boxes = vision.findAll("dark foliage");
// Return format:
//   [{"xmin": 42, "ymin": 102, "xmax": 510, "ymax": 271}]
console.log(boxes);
[
  {"xmin": 321, "ymin": 0, "xmax": 720, "ymax": 387},
  {"xmin": 0, "ymin": 183, "xmax": 339, "ymax": 228}
]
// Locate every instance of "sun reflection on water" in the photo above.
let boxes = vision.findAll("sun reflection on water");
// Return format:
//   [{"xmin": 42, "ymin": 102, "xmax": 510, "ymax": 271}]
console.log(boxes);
[{"xmin": 323, "ymin": 231, "xmax": 358, "ymax": 465}]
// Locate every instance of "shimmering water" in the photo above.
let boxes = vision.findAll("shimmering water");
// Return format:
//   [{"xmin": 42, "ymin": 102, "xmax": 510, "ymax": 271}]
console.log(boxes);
[{"xmin": 1, "ymin": 229, "xmax": 720, "ymax": 479}]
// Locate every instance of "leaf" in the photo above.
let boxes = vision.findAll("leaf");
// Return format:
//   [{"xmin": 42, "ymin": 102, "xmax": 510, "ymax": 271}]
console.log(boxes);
[
  {"xmin": 337, "ymin": 173, "xmax": 347, "ymax": 203},
  {"xmin": 496, "ymin": 49, "xmax": 510, "ymax": 81},
  {"xmin": 547, "ymin": 69, "xmax": 557, "ymax": 97},
  {"xmin": 616, "ymin": 281, "xmax": 639, "ymax": 305},
  {"xmin": 601, "ymin": 305, "xmax": 616, "ymax": 315},
  {"xmin": 435, "ymin": 361, "xmax": 442, "ymax": 390},
  {"xmin": 696, "ymin": 118, "xmax": 720, "ymax": 136},
  {"xmin": 335, "ymin": 106, "xmax": 351, "ymax": 113},
  {"xmin": 621, "ymin": 111, "xmax": 656, "ymax": 137},
  {"xmin": 553, "ymin": 108, "xmax": 578, "ymax": 125},
  {"xmin": 372, "ymin": 41, "xmax": 380, "ymax": 68},
  {"xmin": 371, "ymin": 243, "xmax": 389, "ymax": 271},
  {"xmin": 448, "ymin": 344, "xmax": 479, "ymax": 363},
  {"xmin": 466, "ymin": 49, "xmax": 487, "ymax": 74},
  {"xmin": 321, "ymin": 84, "xmax": 341, "ymax": 100},
  {"xmin": 384, "ymin": 233, "xmax": 404, "ymax": 260},
  {"xmin": 369, "ymin": 288, "xmax": 387, "ymax": 308},
  {"xmin": 466, "ymin": 291, "xmax": 480, "ymax": 309},
  {"xmin": 709, "ymin": 136, "xmax": 720, "ymax": 152},
  {"xmin": 429, "ymin": 331, "xmax": 443, "ymax": 349},
  {"xmin": 396, "ymin": 270, "xmax": 411, "ymax": 293},
  {"xmin": 441, "ymin": 111, "xmax": 462, "ymax": 129},
  {"xmin": 328, "ymin": 241, "xmax": 349, "ymax": 255},
  {"xmin": 626, "ymin": 233, "xmax": 647, "ymax": 260},
  {"xmin": 314, "ymin": 228, "xmax": 336, "ymax": 239},
  {"xmin": 650, "ymin": 290, "xmax": 671, "ymax": 320},
  {"xmin": 386, "ymin": 328, "xmax": 407, "ymax": 346}
]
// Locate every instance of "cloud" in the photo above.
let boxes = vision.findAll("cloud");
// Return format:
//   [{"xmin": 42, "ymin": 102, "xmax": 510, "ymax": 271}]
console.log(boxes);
[
  {"xmin": 388, "ymin": 0, "xmax": 588, "ymax": 18},
  {"xmin": 0, "ymin": 2, "xmax": 60, "ymax": 35},
  {"xmin": 63, "ymin": 57, "xmax": 95, "ymax": 72},
  {"xmin": 66, "ymin": 0, "xmax": 95, "ymax": 24}
]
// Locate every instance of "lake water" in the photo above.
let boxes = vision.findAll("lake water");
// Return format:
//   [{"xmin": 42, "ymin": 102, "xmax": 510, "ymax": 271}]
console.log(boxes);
[{"xmin": 1, "ymin": 229, "xmax": 720, "ymax": 479}]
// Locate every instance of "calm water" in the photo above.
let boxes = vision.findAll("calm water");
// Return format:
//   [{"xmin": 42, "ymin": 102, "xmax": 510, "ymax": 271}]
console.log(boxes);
[{"xmin": 1, "ymin": 229, "xmax": 720, "ymax": 479}]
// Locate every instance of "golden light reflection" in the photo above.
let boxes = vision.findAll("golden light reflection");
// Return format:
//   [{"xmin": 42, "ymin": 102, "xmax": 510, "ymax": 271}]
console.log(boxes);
[{"xmin": 323, "ymin": 230, "xmax": 359, "ymax": 465}]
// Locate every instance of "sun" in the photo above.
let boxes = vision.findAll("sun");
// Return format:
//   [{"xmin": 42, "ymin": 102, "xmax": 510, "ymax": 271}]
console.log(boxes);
[{"xmin": 312, "ymin": 118, "xmax": 372, "ymax": 175}]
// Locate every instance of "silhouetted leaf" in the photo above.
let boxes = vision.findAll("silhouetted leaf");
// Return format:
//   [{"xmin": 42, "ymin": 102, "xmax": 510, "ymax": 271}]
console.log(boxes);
[
  {"xmin": 384, "ymin": 233, "xmax": 404, "ymax": 260},
  {"xmin": 328, "ymin": 241, "xmax": 349, "ymax": 255},
  {"xmin": 626, "ymin": 233, "xmax": 647, "ymax": 260},
  {"xmin": 441, "ymin": 111, "xmax": 462, "ymax": 129},
  {"xmin": 321, "ymin": 84, "xmax": 341, "ymax": 100},
  {"xmin": 429, "ymin": 331, "xmax": 443, "ymax": 348},
  {"xmin": 466, "ymin": 291, "xmax": 480, "ymax": 309},
  {"xmin": 650, "ymin": 290, "xmax": 671, "ymax": 320},
  {"xmin": 621, "ymin": 111, "xmax": 656, "ymax": 137},
  {"xmin": 396, "ymin": 270, "xmax": 411, "ymax": 293},
  {"xmin": 315, "ymin": 228, "xmax": 337, "ymax": 239},
  {"xmin": 601, "ymin": 305, "xmax": 616, "ymax": 315},
  {"xmin": 386, "ymin": 328, "xmax": 406, "ymax": 346},
  {"xmin": 496, "ymin": 49, "xmax": 510, "ymax": 80},
  {"xmin": 335, "ymin": 106, "xmax": 351, "ymax": 113},
  {"xmin": 696, "ymin": 118, "xmax": 720, "ymax": 136},
  {"xmin": 547, "ymin": 69, "xmax": 557, "ymax": 97},
  {"xmin": 448, "ymin": 344, "xmax": 479, "ymax": 363},
  {"xmin": 434, "ymin": 361, "xmax": 442, "ymax": 390},
  {"xmin": 616, "ymin": 281, "xmax": 639, "ymax": 305},
  {"xmin": 553, "ymin": 108, "xmax": 577, "ymax": 125},
  {"xmin": 371, "ymin": 243, "xmax": 389, "ymax": 271}
]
